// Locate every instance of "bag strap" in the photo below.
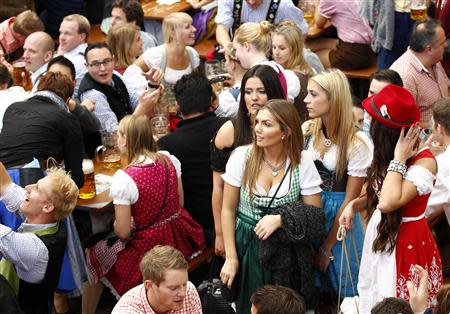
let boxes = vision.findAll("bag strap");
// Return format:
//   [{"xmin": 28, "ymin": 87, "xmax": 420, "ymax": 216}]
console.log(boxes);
[
  {"xmin": 231, "ymin": 0, "xmax": 243, "ymax": 35},
  {"xmin": 265, "ymin": 0, "xmax": 281, "ymax": 24},
  {"xmin": 132, "ymin": 157, "xmax": 169, "ymax": 234},
  {"xmin": 267, "ymin": 163, "xmax": 292, "ymax": 210}
]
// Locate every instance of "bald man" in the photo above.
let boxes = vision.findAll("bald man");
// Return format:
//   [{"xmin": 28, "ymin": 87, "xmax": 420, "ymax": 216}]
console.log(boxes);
[{"xmin": 23, "ymin": 31, "xmax": 55, "ymax": 87}]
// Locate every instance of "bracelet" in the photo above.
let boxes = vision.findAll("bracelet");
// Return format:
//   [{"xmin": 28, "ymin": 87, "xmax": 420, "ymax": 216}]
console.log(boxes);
[
  {"xmin": 147, "ymin": 81, "xmax": 160, "ymax": 89},
  {"xmin": 387, "ymin": 160, "xmax": 407, "ymax": 176},
  {"xmin": 319, "ymin": 247, "xmax": 334, "ymax": 261}
]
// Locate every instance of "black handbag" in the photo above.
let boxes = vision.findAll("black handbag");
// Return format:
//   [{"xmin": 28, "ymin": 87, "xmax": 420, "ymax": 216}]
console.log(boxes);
[{"xmin": 197, "ymin": 256, "xmax": 236, "ymax": 314}]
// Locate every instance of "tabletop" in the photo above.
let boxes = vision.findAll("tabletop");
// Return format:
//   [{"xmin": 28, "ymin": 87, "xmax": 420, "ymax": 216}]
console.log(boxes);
[{"xmin": 142, "ymin": 0, "xmax": 192, "ymax": 20}]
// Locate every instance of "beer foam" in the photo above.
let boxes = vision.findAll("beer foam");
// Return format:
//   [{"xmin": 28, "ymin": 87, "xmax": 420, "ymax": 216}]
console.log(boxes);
[{"xmin": 82, "ymin": 159, "xmax": 94, "ymax": 174}]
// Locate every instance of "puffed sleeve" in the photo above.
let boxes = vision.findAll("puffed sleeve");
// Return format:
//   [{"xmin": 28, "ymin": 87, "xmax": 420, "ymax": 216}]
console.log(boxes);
[
  {"xmin": 221, "ymin": 145, "xmax": 249, "ymax": 187},
  {"xmin": 347, "ymin": 132, "xmax": 374, "ymax": 177},
  {"xmin": 141, "ymin": 45, "xmax": 165, "ymax": 69},
  {"xmin": 404, "ymin": 165, "xmax": 436, "ymax": 196},
  {"xmin": 187, "ymin": 46, "xmax": 200, "ymax": 70},
  {"xmin": 158, "ymin": 150, "xmax": 182, "ymax": 178},
  {"xmin": 299, "ymin": 150, "xmax": 323, "ymax": 195},
  {"xmin": 109, "ymin": 169, "xmax": 139, "ymax": 205}
]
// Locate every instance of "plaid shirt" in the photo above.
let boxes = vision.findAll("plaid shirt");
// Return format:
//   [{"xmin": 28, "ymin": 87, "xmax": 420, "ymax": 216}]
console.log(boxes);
[
  {"xmin": 390, "ymin": 49, "xmax": 449, "ymax": 124},
  {"xmin": 112, "ymin": 281, "xmax": 202, "ymax": 314}
]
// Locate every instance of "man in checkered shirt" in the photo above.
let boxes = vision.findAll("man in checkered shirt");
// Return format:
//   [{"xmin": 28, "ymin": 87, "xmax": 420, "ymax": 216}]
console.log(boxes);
[{"xmin": 112, "ymin": 245, "xmax": 202, "ymax": 314}]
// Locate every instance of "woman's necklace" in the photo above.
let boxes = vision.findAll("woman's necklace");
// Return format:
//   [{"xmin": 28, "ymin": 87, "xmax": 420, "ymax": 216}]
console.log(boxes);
[
  {"xmin": 263, "ymin": 157, "xmax": 287, "ymax": 177},
  {"xmin": 322, "ymin": 124, "xmax": 332, "ymax": 147}
]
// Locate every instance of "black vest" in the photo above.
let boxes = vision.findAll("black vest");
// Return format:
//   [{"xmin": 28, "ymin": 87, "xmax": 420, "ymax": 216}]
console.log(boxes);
[
  {"xmin": 78, "ymin": 73, "xmax": 132, "ymax": 156},
  {"xmin": 18, "ymin": 223, "xmax": 67, "ymax": 314}
]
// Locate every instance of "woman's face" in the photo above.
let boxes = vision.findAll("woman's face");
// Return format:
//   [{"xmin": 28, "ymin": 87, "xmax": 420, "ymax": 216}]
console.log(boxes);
[
  {"xmin": 178, "ymin": 22, "xmax": 196, "ymax": 46},
  {"xmin": 254, "ymin": 108, "xmax": 284, "ymax": 148},
  {"xmin": 304, "ymin": 80, "xmax": 330, "ymax": 119},
  {"xmin": 244, "ymin": 76, "xmax": 268, "ymax": 116},
  {"xmin": 131, "ymin": 32, "xmax": 143, "ymax": 58},
  {"xmin": 233, "ymin": 40, "xmax": 252, "ymax": 69},
  {"xmin": 272, "ymin": 34, "xmax": 291, "ymax": 68}
]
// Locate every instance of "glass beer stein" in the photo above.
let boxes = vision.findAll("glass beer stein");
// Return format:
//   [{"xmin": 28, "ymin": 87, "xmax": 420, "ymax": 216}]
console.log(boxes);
[
  {"xmin": 13, "ymin": 61, "xmax": 32, "ymax": 91},
  {"xmin": 96, "ymin": 132, "xmax": 122, "ymax": 169},
  {"xmin": 410, "ymin": 0, "xmax": 427, "ymax": 20},
  {"xmin": 79, "ymin": 159, "xmax": 96, "ymax": 199}
]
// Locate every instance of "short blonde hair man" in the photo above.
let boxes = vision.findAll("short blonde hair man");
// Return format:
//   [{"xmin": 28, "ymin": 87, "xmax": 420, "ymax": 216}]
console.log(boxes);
[{"xmin": 62, "ymin": 14, "xmax": 91, "ymax": 40}]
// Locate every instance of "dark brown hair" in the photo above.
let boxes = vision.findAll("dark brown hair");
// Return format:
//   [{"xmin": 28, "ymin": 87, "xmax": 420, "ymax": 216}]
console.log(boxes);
[
  {"xmin": 37, "ymin": 72, "xmax": 74, "ymax": 101},
  {"xmin": 435, "ymin": 284, "xmax": 450, "ymax": 314},
  {"xmin": 250, "ymin": 285, "xmax": 305, "ymax": 314}
]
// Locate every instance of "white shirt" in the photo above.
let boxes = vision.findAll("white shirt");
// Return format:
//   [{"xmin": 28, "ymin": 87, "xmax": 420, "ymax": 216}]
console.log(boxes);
[
  {"xmin": 426, "ymin": 145, "xmax": 450, "ymax": 226},
  {"xmin": 222, "ymin": 145, "xmax": 322, "ymax": 197},
  {"xmin": 0, "ymin": 86, "xmax": 29, "ymax": 132},
  {"xmin": 216, "ymin": 82, "xmax": 240, "ymax": 118},
  {"xmin": 31, "ymin": 63, "xmax": 48, "ymax": 87},
  {"xmin": 109, "ymin": 152, "xmax": 182, "ymax": 205},
  {"xmin": 62, "ymin": 43, "xmax": 88, "ymax": 97}
]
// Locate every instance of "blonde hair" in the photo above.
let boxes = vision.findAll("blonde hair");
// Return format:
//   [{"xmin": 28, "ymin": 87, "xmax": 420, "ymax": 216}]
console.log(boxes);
[
  {"xmin": 272, "ymin": 21, "xmax": 313, "ymax": 76},
  {"xmin": 107, "ymin": 23, "xmax": 140, "ymax": 67},
  {"xmin": 162, "ymin": 12, "xmax": 193, "ymax": 44},
  {"xmin": 63, "ymin": 14, "xmax": 91, "ymax": 39},
  {"xmin": 13, "ymin": 10, "xmax": 44, "ymax": 36},
  {"xmin": 234, "ymin": 21, "xmax": 272, "ymax": 57},
  {"xmin": 305, "ymin": 69, "xmax": 361, "ymax": 181},
  {"xmin": 44, "ymin": 167, "xmax": 79, "ymax": 221},
  {"xmin": 118, "ymin": 115, "xmax": 164, "ymax": 165},
  {"xmin": 140, "ymin": 245, "xmax": 188, "ymax": 285},
  {"xmin": 243, "ymin": 100, "xmax": 304, "ymax": 192}
]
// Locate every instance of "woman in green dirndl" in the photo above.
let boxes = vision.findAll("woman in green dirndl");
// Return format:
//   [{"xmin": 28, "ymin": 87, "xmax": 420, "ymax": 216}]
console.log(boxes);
[{"xmin": 220, "ymin": 100, "xmax": 323, "ymax": 314}]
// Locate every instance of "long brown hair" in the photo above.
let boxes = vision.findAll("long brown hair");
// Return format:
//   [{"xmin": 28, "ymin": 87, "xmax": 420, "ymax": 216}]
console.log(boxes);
[
  {"xmin": 107, "ymin": 23, "xmax": 140, "ymax": 67},
  {"xmin": 305, "ymin": 69, "xmax": 358, "ymax": 182},
  {"xmin": 118, "ymin": 115, "xmax": 164, "ymax": 165},
  {"xmin": 242, "ymin": 100, "xmax": 304, "ymax": 192}
]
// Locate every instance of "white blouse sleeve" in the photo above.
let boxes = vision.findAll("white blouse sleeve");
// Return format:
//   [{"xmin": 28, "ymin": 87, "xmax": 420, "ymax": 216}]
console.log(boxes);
[
  {"xmin": 158, "ymin": 150, "xmax": 182, "ymax": 177},
  {"xmin": 109, "ymin": 169, "xmax": 139, "ymax": 205},
  {"xmin": 187, "ymin": 46, "xmax": 200, "ymax": 70},
  {"xmin": 298, "ymin": 150, "xmax": 323, "ymax": 195},
  {"xmin": 404, "ymin": 165, "xmax": 436, "ymax": 196},
  {"xmin": 142, "ymin": 45, "xmax": 164, "ymax": 69},
  {"xmin": 347, "ymin": 132, "xmax": 374, "ymax": 177},
  {"xmin": 221, "ymin": 145, "xmax": 249, "ymax": 187}
]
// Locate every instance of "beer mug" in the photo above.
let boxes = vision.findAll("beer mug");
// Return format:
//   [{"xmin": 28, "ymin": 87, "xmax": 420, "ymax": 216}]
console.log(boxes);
[
  {"xmin": 95, "ymin": 132, "xmax": 122, "ymax": 169},
  {"xmin": 411, "ymin": 0, "xmax": 427, "ymax": 20},
  {"xmin": 13, "ymin": 61, "xmax": 32, "ymax": 91},
  {"xmin": 79, "ymin": 159, "xmax": 96, "ymax": 199},
  {"xmin": 299, "ymin": 0, "xmax": 315, "ymax": 26},
  {"xmin": 151, "ymin": 114, "xmax": 170, "ymax": 141}
]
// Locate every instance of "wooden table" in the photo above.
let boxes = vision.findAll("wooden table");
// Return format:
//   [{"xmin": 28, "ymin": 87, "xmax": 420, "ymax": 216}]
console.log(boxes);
[
  {"xmin": 142, "ymin": 0, "xmax": 192, "ymax": 20},
  {"xmin": 77, "ymin": 160, "xmax": 118, "ymax": 212}
]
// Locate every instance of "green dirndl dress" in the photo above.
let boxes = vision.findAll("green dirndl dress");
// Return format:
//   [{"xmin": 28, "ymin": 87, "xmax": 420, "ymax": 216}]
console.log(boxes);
[{"xmin": 234, "ymin": 164, "xmax": 302, "ymax": 314}]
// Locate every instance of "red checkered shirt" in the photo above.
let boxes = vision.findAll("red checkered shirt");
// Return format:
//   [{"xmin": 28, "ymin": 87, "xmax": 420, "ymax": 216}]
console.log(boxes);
[
  {"xmin": 390, "ymin": 48, "xmax": 449, "ymax": 124},
  {"xmin": 111, "ymin": 281, "xmax": 202, "ymax": 314}
]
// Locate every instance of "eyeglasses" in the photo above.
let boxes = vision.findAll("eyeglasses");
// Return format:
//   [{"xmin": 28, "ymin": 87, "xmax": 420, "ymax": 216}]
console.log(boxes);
[{"xmin": 87, "ymin": 58, "xmax": 113, "ymax": 69}]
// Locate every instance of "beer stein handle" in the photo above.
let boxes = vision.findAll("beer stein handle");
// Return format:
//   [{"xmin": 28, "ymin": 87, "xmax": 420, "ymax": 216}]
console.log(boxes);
[{"xmin": 95, "ymin": 145, "xmax": 106, "ymax": 163}]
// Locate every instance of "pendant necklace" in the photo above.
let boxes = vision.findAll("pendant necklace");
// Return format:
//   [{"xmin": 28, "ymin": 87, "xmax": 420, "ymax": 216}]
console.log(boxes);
[
  {"xmin": 322, "ymin": 124, "xmax": 332, "ymax": 147},
  {"xmin": 263, "ymin": 157, "xmax": 287, "ymax": 177}
]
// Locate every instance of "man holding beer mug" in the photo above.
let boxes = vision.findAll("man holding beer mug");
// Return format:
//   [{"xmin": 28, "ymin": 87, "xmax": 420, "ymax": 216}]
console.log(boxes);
[{"xmin": 390, "ymin": 18, "xmax": 450, "ymax": 128}]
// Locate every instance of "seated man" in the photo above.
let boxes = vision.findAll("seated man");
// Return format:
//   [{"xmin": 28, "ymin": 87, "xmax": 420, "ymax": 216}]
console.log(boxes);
[
  {"xmin": 0, "ymin": 10, "xmax": 44, "ymax": 62},
  {"xmin": 215, "ymin": 0, "xmax": 308, "ymax": 49},
  {"xmin": 23, "ymin": 31, "xmax": 55, "ymax": 89},
  {"xmin": 110, "ymin": 0, "xmax": 158, "ymax": 51},
  {"xmin": 112, "ymin": 245, "xmax": 202, "ymax": 314},
  {"xmin": 0, "ymin": 161, "xmax": 79, "ymax": 314},
  {"xmin": 250, "ymin": 285, "xmax": 306, "ymax": 314},
  {"xmin": 158, "ymin": 73, "xmax": 228, "ymax": 246},
  {"xmin": 78, "ymin": 42, "xmax": 161, "ymax": 134}
]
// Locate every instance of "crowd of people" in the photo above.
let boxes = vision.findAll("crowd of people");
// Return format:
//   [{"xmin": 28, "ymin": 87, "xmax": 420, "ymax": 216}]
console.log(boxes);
[{"xmin": 0, "ymin": 0, "xmax": 450, "ymax": 314}]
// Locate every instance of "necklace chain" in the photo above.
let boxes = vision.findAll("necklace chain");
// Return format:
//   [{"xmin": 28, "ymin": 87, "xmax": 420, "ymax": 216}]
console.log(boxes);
[
  {"xmin": 322, "ymin": 124, "xmax": 332, "ymax": 147},
  {"xmin": 263, "ymin": 157, "xmax": 287, "ymax": 177}
]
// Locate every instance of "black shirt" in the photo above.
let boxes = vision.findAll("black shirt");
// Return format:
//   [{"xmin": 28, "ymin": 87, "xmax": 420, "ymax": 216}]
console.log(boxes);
[
  {"xmin": 158, "ymin": 112, "xmax": 227, "ymax": 230},
  {"xmin": 0, "ymin": 95, "xmax": 84, "ymax": 187}
]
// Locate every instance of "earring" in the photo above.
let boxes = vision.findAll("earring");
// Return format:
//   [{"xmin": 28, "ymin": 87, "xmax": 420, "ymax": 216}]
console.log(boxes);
[{"xmin": 281, "ymin": 135, "xmax": 285, "ymax": 140}]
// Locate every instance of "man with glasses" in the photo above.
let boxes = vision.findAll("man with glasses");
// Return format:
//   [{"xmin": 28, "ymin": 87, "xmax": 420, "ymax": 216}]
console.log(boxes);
[{"xmin": 78, "ymin": 42, "xmax": 162, "ymax": 134}]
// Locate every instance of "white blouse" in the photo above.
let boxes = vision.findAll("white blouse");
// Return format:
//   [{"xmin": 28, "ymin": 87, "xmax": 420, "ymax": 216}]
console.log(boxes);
[
  {"xmin": 222, "ymin": 145, "xmax": 322, "ymax": 197},
  {"xmin": 109, "ymin": 151, "xmax": 181, "ymax": 206},
  {"xmin": 306, "ymin": 131, "xmax": 374, "ymax": 177},
  {"xmin": 142, "ymin": 45, "xmax": 200, "ymax": 85}
]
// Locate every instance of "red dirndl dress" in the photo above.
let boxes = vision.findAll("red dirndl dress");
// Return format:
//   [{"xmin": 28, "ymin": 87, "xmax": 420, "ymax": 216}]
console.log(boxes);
[
  {"xmin": 395, "ymin": 148, "xmax": 442, "ymax": 306},
  {"xmin": 104, "ymin": 159, "xmax": 205, "ymax": 295}
]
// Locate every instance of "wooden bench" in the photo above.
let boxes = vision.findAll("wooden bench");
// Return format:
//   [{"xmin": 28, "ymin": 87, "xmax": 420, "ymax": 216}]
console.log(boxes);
[
  {"xmin": 88, "ymin": 24, "xmax": 106, "ymax": 44},
  {"xmin": 188, "ymin": 246, "xmax": 214, "ymax": 272},
  {"xmin": 343, "ymin": 62, "xmax": 377, "ymax": 80},
  {"xmin": 194, "ymin": 38, "xmax": 217, "ymax": 60}
]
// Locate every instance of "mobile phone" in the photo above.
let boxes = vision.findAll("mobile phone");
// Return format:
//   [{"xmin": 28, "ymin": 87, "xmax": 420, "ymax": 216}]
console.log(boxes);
[{"xmin": 419, "ymin": 128, "xmax": 432, "ymax": 141}]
